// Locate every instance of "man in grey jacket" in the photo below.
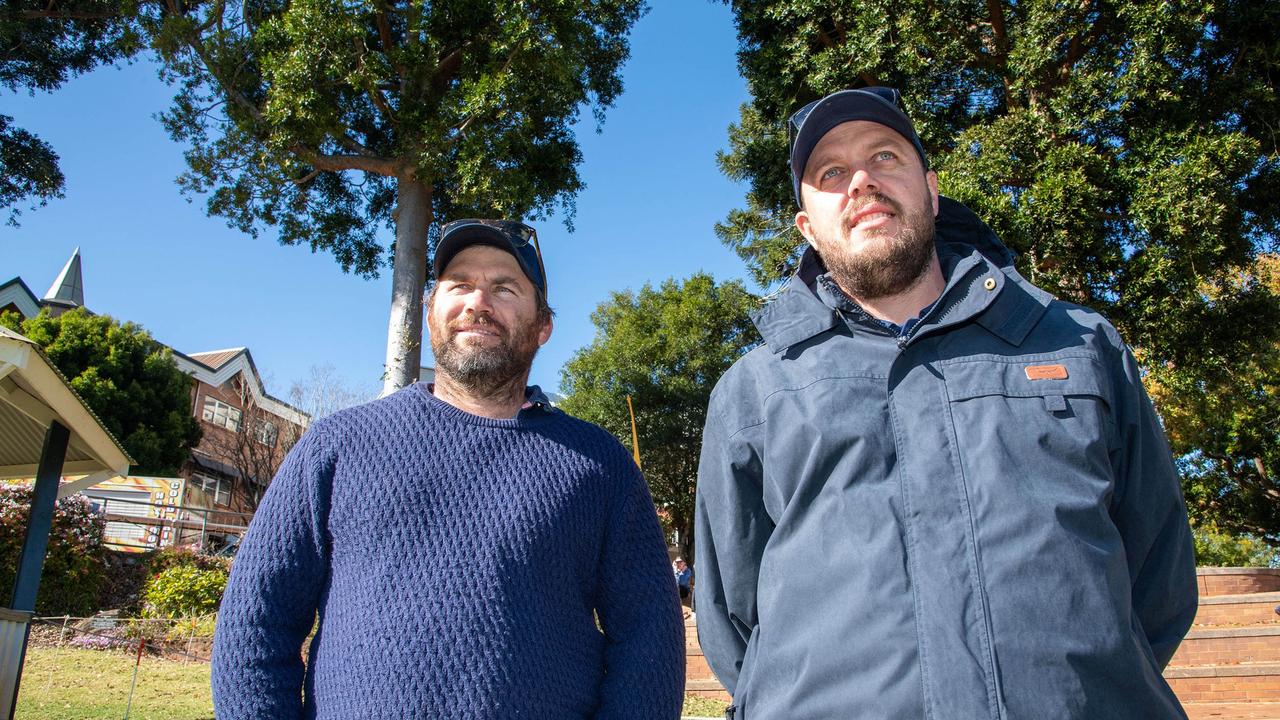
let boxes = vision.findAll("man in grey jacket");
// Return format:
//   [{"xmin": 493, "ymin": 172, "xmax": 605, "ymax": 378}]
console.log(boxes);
[{"xmin": 694, "ymin": 87, "xmax": 1198, "ymax": 719}]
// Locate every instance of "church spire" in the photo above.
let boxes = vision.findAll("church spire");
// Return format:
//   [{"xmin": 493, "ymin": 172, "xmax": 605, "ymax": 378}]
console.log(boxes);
[{"xmin": 43, "ymin": 247, "xmax": 84, "ymax": 308}]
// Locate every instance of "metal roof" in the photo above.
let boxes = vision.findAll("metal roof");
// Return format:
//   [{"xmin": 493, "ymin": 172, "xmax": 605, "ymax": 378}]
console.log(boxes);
[{"xmin": 0, "ymin": 326, "xmax": 132, "ymax": 494}]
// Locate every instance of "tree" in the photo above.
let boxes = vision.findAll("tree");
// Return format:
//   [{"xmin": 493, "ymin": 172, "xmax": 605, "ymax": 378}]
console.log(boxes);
[
  {"xmin": 717, "ymin": 0, "xmax": 1280, "ymax": 532},
  {"xmin": 1, "ymin": 1, "xmax": 144, "ymax": 224},
  {"xmin": 559, "ymin": 273, "xmax": 758, "ymax": 561},
  {"xmin": 0, "ymin": 308, "xmax": 202, "ymax": 475},
  {"xmin": 1143, "ymin": 255, "xmax": 1280, "ymax": 541},
  {"xmin": 288, "ymin": 364, "xmax": 377, "ymax": 421},
  {"xmin": 140, "ymin": 0, "xmax": 646, "ymax": 395}
]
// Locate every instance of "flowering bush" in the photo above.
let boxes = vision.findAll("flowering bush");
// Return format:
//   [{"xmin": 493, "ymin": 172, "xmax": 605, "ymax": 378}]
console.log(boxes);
[
  {"xmin": 143, "ymin": 564, "xmax": 229, "ymax": 617},
  {"xmin": 0, "ymin": 486, "xmax": 107, "ymax": 615}
]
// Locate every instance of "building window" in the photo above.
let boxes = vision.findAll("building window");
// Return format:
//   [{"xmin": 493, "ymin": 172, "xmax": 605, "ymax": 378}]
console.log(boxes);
[
  {"xmin": 255, "ymin": 420, "xmax": 278, "ymax": 448},
  {"xmin": 192, "ymin": 472, "xmax": 231, "ymax": 506},
  {"xmin": 202, "ymin": 396, "xmax": 242, "ymax": 432}
]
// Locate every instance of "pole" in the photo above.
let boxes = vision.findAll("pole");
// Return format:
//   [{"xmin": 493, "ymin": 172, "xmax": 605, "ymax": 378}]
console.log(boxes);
[
  {"xmin": 2, "ymin": 421, "xmax": 70, "ymax": 720},
  {"xmin": 123, "ymin": 638, "xmax": 144, "ymax": 719},
  {"xmin": 625, "ymin": 395, "xmax": 642, "ymax": 470}
]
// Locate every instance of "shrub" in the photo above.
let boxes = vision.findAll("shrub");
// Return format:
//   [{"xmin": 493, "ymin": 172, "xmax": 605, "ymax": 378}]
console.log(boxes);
[
  {"xmin": 1194, "ymin": 526, "xmax": 1280, "ymax": 568},
  {"xmin": 0, "ymin": 486, "xmax": 107, "ymax": 615},
  {"xmin": 143, "ymin": 564, "xmax": 229, "ymax": 617}
]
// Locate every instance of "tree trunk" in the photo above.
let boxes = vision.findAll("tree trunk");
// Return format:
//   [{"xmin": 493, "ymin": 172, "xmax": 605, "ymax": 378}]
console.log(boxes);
[{"xmin": 382, "ymin": 176, "xmax": 433, "ymax": 396}]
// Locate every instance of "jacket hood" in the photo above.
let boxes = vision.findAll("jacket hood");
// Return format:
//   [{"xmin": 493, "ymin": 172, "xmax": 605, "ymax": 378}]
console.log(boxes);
[{"xmin": 751, "ymin": 196, "xmax": 1048, "ymax": 352}]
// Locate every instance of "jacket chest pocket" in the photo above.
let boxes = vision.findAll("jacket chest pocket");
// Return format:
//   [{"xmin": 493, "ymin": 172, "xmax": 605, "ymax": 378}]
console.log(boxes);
[{"xmin": 939, "ymin": 352, "xmax": 1118, "ymax": 511}]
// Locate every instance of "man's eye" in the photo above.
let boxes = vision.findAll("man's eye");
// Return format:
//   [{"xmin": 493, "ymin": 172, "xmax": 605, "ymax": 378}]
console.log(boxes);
[
  {"xmin": 874, "ymin": 150, "xmax": 897, "ymax": 162},
  {"xmin": 821, "ymin": 166, "xmax": 844, "ymax": 181}
]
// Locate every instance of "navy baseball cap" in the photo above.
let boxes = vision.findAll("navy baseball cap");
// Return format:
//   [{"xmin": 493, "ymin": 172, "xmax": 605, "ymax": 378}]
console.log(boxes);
[
  {"xmin": 789, "ymin": 86, "xmax": 929, "ymax": 206},
  {"xmin": 433, "ymin": 219, "xmax": 547, "ymax": 299}
]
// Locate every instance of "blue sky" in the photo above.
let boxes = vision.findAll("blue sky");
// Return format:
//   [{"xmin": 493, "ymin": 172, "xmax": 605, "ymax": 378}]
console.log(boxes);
[{"xmin": 1, "ymin": 2, "xmax": 755, "ymax": 401}]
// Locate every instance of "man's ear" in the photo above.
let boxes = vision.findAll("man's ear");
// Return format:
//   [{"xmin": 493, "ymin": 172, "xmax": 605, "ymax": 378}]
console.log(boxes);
[
  {"xmin": 537, "ymin": 316, "xmax": 553, "ymax": 347},
  {"xmin": 927, "ymin": 170, "xmax": 940, "ymax": 216},
  {"xmin": 795, "ymin": 208, "xmax": 813, "ymax": 242}
]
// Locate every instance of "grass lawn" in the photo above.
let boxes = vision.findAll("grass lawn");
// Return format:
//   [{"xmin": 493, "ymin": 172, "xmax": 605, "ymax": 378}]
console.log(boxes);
[
  {"xmin": 17, "ymin": 646, "xmax": 729, "ymax": 718},
  {"xmin": 18, "ymin": 646, "xmax": 213, "ymax": 720}
]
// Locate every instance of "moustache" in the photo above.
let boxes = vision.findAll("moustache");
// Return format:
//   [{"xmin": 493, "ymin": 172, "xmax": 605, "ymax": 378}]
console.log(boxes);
[
  {"xmin": 448, "ymin": 311, "xmax": 508, "ymax": 338},
  {"xmin": 842, "ymin": 192, "xmax": 903, "ymax": 224}
]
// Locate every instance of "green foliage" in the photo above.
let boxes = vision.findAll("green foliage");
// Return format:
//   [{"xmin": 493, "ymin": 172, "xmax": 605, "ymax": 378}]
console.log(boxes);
[
  {"xmin": 163, "ymin": 613, "xmax": 218, "ymax": 642},
  {"xmin": 719, "ymin": 0, "xmax": 1280, "ymax": 537},
  {"xmin": 143, "ymin": 564, "xmax": 229, "ymax": 617},
  {"xmin": 560, "ymin": 273, "xmax": 759, "ymax": 557},
  {"xmin": 1144, "ymin": 255, "xmax": 1280, "ymax": 541},
  {"xmin": 0, "ymin": 308, "xmax": 201, "ymax": 475},
  {"xmin": 0, "ymin": 1, "xmax": 144, "ymax": 224},
  {"xmin": 0, "ymin": 486, "xmax": 107, "ymax": 616},
  {"xmin": 1193, "ymin": 526, "xmax": 1280, "ymax": 568},
  {"xmin": 140, "ymin": 0, "xmax": 647, "ymax": 276}
]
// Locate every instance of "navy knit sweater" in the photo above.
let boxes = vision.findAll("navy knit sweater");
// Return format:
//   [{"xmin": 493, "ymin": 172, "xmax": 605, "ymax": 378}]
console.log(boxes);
[{"xmin": 211, "ymin": 384, "xmax": 685, "ymax": 719}]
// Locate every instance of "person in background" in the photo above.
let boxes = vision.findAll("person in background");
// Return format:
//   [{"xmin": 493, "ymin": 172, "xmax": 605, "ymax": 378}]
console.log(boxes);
[{"xmin": 673, "ymin": 557, "xmax": 693, "ymax": 604}]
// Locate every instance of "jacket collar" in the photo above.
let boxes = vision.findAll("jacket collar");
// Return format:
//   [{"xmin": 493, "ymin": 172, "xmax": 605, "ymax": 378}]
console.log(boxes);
[{"xmin": 751, "ymin": 196, "xmax": 1052, "ymax": 353}]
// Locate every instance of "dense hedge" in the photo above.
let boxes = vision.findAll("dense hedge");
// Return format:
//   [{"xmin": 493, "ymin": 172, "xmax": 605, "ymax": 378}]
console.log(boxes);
[{"xmin": 0, "ymin": 486, "xmax": 107, "ymax": 615}]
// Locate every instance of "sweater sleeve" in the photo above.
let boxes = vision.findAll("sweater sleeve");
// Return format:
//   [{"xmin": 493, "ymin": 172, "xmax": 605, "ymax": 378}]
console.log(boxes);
[
  {"xmin": 593, "ymin": 453, "xmax": 685, "ymax": 720},
  {"xmin": 211, "ymin": 424, "xmax": 334, "ymax": 719}
]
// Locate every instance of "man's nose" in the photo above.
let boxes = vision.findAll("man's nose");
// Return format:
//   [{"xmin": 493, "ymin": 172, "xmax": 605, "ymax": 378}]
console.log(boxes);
[
  {"xmin": 463, "ymin": 287, "xmax": 494, "ymax": 315},
  {"xmin": 846, "ymin": 168, "xmax": 877, "ymax": 198}
]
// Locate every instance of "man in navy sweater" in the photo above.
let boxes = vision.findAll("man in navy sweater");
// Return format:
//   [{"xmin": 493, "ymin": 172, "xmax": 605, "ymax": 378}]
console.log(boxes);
[{"xmin": 212, "ymin": 219, "xmax": 685, "ymax": 719}]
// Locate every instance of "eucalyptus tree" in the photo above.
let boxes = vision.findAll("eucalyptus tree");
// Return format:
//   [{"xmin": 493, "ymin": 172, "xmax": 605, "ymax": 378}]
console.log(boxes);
[{"xmin": 145, "ymin": 0, "xmax": 645, "ymax": 393}]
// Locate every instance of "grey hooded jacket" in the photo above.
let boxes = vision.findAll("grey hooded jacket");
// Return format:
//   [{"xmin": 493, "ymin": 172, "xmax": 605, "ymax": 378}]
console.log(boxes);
[{"xmin": 694, "ymin": 197, "xmax": 1197, "ymax": 719}]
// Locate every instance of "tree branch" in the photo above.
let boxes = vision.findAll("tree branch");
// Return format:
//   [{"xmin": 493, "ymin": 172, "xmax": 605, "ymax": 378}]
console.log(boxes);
[{"xmin": 292, "ymin": 146, "xmax": 399, "ymax": 176}]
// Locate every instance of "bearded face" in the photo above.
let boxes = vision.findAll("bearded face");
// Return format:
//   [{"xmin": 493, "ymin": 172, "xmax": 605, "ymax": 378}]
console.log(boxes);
[
  {"xmin": 426, "ymin": 245, "xmax": 551, "ymax": 397},
  {"xmin": 794, "ymin": 120, "xmax": 941, "ymax": 302},
  {"xmin": 428, "ymin": 307, "xmax": 544, "ymax": 393},
  {"xmin": 810, "ymin": 189, "xmax": 937, "ymax": 300}
]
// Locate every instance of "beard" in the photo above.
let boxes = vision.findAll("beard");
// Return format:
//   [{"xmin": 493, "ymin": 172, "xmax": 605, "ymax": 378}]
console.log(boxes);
[
  {"xmin": 429, "ymin": 311, "xmax": 543, "ymax": 395},
  {"xmin": 814, "ymin": 190, "xmax": 937, "ymax": 300}
]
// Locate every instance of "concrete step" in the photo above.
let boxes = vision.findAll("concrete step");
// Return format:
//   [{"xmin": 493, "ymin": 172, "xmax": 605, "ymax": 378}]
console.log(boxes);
[
  {"xmin": 1169, "ymin": 627, "xmax": 1280, "ymax": 668},
  {"xmin": 1166, "ymin": 664, "xmax": 1280, "ymax": 704},
  {"xmin": 1194, "ymin": 592, "xmax": 1280, "ymax": 628},
  {"xmin": 1182, "ymin": 701, "xmax": 1280, "ymax": 719}
]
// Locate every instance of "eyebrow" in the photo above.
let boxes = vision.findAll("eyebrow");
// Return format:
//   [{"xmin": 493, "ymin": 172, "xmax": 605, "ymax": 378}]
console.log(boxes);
[{"xmin": 442, "ymin": 273, "xmax": 526, "ymax": 289}]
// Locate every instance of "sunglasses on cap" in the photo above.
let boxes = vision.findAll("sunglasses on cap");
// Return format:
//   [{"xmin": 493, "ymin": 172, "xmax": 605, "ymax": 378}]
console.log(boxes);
[
  {"xmin": 786, "ymin": 86, "xmax": 903, "ymax": 151},
  {"xmin": 437, "ymin": 218, "xmax": 548, "ymax": 298}
]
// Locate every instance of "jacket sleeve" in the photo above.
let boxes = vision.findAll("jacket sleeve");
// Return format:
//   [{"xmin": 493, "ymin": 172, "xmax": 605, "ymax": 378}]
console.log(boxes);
[
  {"xmin": 1108, "ymin": 340, "xmax": 1198, "ymax": 669},
  {"xmin": 694, "ymin": 398, "xmax": 772, "ymax": 698},
  {"xmin": 594, "ymin": 454, "xmax": 685, "ymax": 720},
  {"xmin": 211, "ymin": 425, "xmax": 334, "ymax": 719}
]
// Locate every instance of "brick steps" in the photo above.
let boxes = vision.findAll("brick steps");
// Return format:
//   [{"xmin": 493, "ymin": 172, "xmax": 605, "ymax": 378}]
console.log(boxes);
[
  {"xmin": 1171, "ymin": 627, "xmax": 1280, "ymax": 667},
  {"xmin": 1194, "ymin": 593, "xmax": 1280, "ymax": 628},
  {"xmin": 1183, "ymin": 702, "xmax": 1280, "ymax": 720},
  {"xmin": 1175, "ymin": 569, "xmax": 1280, "ymax": 718}
]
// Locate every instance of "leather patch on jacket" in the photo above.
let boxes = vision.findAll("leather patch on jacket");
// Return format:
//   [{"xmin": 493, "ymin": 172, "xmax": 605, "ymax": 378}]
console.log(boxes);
[{"xmin": 1025, "ymin": 364, "xmax": 1069, "ymax": 380}]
